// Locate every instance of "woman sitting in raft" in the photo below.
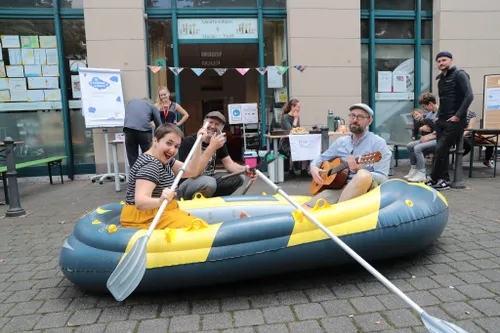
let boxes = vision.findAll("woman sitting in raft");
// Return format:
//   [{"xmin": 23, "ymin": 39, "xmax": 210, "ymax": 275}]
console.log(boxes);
[{"xmin": 121, "ymin": 123, "xmax": 224, "ymax": 229}]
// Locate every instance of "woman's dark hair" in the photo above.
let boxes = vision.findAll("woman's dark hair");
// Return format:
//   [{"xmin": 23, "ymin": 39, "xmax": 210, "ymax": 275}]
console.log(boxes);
[
  {"xmin": 418, "ymin": 92, "xmax": 437, "ymax": 106},
  {"xmin": 154, "ymin": 123, "xmax": 184, "ymax": 141},
  {"xmin": 281, "ymin": 98, "xmax": 300, "ymax": 122}
]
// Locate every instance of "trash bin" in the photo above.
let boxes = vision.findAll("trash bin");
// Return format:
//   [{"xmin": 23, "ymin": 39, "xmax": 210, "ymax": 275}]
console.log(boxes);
[
  {"xmin": 267, "ymin": 153, "xmax": 285, "ymax": 183},
  {"xmin": 243, "ymin": 151, "xmax": 258, "ymax": 168}
]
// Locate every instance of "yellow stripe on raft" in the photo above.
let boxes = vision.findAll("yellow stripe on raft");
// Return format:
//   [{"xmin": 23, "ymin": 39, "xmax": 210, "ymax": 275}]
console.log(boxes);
[
  {"xmin": 124, "ymin": 221, "xmax": 222, "ymax": 268},
  {"xmin": 287, "ymin": 187, "xmax": 382, "ymax": 247}
]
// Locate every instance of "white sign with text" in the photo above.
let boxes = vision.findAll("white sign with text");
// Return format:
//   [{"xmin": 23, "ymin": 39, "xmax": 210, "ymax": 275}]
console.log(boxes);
[
  {"xmin": 228, "ymin": 103, "xmax": 258, "ymax": 125},
  {"xmin": 178, "ymin": 18, "xmax": 258, "ymax": 40},
  {"xmin": 290, "ymin": 134, "xmax": 321, "ymax": 161}
]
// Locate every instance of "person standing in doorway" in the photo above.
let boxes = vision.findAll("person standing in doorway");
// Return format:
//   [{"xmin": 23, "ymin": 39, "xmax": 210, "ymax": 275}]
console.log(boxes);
[
  {"xmin": 155, "ymin": 87, "xmax": 190, "ymax": 126},
  {"xmin": 123, "ymin": 98, "xmax": 162, "ymax": 168},
  {"xmin": 426, "ymin": 51, "xmax": 474, "ymax": 190}
]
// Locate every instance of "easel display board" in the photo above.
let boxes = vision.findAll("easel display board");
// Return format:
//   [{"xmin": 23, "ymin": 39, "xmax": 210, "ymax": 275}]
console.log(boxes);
[
  {"xmin": 79, "ymin": 67, "xmax": 125, "ymax": 128},
  {"xmin": 228, "ymin": 103, "xmax": 258, "ymax": 151},
  {"xmin": 483, "ymin": 74, "xmax": 500, "ymax": 129}
]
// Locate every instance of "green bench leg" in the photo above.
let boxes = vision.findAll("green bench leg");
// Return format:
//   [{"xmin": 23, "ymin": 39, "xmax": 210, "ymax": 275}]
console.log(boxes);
[
  {"xmin": 2, "ymin": 172, "xmax": 8, "ymax": 205},
  {"xmin": 47, "ymin": 159, "xmax": 64, "ymax": 185}
]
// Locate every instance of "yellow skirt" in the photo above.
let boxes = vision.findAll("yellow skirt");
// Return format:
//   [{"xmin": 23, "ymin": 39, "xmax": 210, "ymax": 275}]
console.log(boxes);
[{"xmin": 120, "ymin": 199, "xmax": 202, "ymax": 229}]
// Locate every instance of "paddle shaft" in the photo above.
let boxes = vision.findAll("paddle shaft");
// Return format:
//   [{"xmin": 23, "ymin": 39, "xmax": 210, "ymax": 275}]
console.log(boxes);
[
  {"xmin": 255, "ymin": 170, "xmax": 424, "ymax": 316},
  {"xmin": 145, "ymin": 122, "xmax": 208, "ymax": 238}
]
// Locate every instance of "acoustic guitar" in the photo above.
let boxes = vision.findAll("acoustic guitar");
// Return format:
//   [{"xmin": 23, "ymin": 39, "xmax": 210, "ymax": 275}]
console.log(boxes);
[{"xmin": 309, "ymin": 152, "xmax": 383, "ymax": 195}]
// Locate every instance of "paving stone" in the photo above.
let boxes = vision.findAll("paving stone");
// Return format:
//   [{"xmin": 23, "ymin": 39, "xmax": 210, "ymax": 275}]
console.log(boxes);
[
  {"xmin": 304, "ymin": 286, "xmax": 336, "ymax": 302},
  {"xmin": 479, "ymin": 269, "xmax": 500, "ymax": 282},
  {"xmin": 59, "ymin": 287, "xmax": 85, "ymax": 298},
  {"xmin": 391, "ymin": 279, "xmax": 416, "ymax": 292},
  {"xmin": 44, "ymin": 328, "xmax": 73, "ymax": 333},
  {"xmin": 32, "ymin": 270, "xmax": 59, "ymax": 280},
  {"xmin": 234, "ymin": 309, "xmax": 265, "ymax": 327},
  {"xmin": 466, "ymin": 249, "xmax": 495, "ymax": 259},
  {"xmin": 424, "ymin": 264, "xmax": 456, "ymax": 275},
  {"xmin": 5, "ymin": 289, "xmax": 39, "ymax": 302},
  {"xmin": 0, "ymin": 303, "xmax": 14, "ymax": 317},
  {"xmin": 350, "ymin": 295, "xmax": 386, "ymax": 313},
  {"xmin": 34, "ymin": 287, "xmax": 66, "ymax": 300},
  {"xmin": 222, "ymin": 328, "xmax": 255, "ymax": 333},
  {"xmin": 98, "ymin": 306, "xmax": 131, "ymax": 322},
  {"xmin": 104, "ymin": 320, "xmax": 138, "ymax": 333},
  {"xmin": 447, "ymin": 261, "xmax": 479, "ymax": 272},
  {"xmin": 1, "ymin": 314, "xmax": 42, "ymax": 332},
  {"xmin": 169, "ymin": 315, "xmax": 200, "ymax": 333},
  {"xmin": 422, "ymin": 306, "xmax": 453, "ymax": 322},
  {"xmin": 471, "ymin": 259, "xmax": 500, "ymax": 270},
  {"xmin": 331, "ymin": 284, "xmax": 364, "ymax": 298},
  {"xmin": 222, "ymin": 296, "xmax": 251, "ymax": 311},
  {"xmin": 453, "ymin": 320, "xmax": 486, "ymax": 333},
  {"xmin": 408, "ymin": 277, "xmax": 441, "ymax": 290},
  {"xmin": 405, "ymin": 266, "xmax": 434, "ymax": 277},
  {"xmin": 430, "ymin": 288, "xmax": 468, "ymax": 302},
  {"xmin": 257, "ymin": 323, "xmax": 289, "ymax": 333},
  {"xmin": 36, "ymin": 299, "xmax": 72, "ymax": 314},
  {"xmin": 321, "ymin": 316, "xmax": 358, "ymax": 333},
  {"xmin": 356, "ymin": 281, "xmax": 390, "ymax": 296},
  {"xmin": 32, "ymin": 278, "xmax": 63, "ymax": 289},
  {"xmin": 475, "ymin": 317, "xmax": 500, "ymax": 332},
  {"xmin": 455, "ymin": 284, "xmax": 496, "ymax": 299},
  {"xmin": 440, "ymin": 301, "xmax": 483, "ymax": 320},
  {"xmin": 293, "ymin": 303, "xmax": 326, "ymax": 321},
  {"xmin": 277, "ymin": 290, "xmax": 309, "ymax": 305},
  {"xmin": 445, "ymin": 252, "xmax": 475, "ymax": 261},
  {"xmin": 0, "ymin": 281, "xmax": 13, "ymax": 292},
  {"xmin": 469, "ymin": 298, "xmax": 500, "ymax": 316},
  {"xmin": 67, "ymin": 308, "xmax": 102, "ymax": 326},
  {"xmin": 75, "ymin": 323, "xmax": 107, "ymax": 333},
  {"xmin": 383, "ymin": 309, "xmax": 423, "ymax": 328},
  {"xmin": 137, "ymin": 318, "xmax": 169, "ymax": 333},
  {"xmin": 249, "ymin": 294, "xmax": 280, "ymax": 308},
  {"xmin": 6, "ymin": 300, "xmax": 43, "ymax": 316},
  {"xmin": 68, "ymin": 296, "xmax": 99, "ymax": 310},
  {"xmin": 454, "ymin": 272, "xmax": 491, "ymax": 284},
  {"xmin": 8, "ymin": 279, "xmax": 38, "ymax": 291},
  {"xmin": 262, "ymin": 306, "xmax": 295, "ymax": 324},
  {"xmin": 0, "ymin": 317, "xmax": 10, "ymax": 331},
  {"xmin": 129, "ymin": 304, "xmax": 159, "ymax": 320},
  {"xmin": 430, "ymin": 274, "xmax": 466, "ymax": 287},
  {"xmin": 321, "ymin": 299, "xmax": 356, "ymax": 316},
  {"xmin": 202, "ymin": 312, "xmax": 233, "ymax": 330},
  {"xmin": 354, "ymin": 313, "xmax": 391, "ymax": 332},
  {"xmin": 8, "ymin": 270, "xmax": 36, "ymax": 281},
  {"xmin": 482, "ymin": 282, "xmax": 500, "ymax": 295},
  {"xmin": 405, "ymin": 291, "xmax": 441, "ymax": 306},
  {"xmin": 288, "ymin": 320, "xmax": 323, "ymax": 333},
  {"xmin": 159, "ymin": 301, "xmax": 190, "ymax": 317},
  {"xmin": 192, "ymin": 299, "xmax": 220, "ymax": 314},
  {"xmin": 34, "ymin": 311, "xmax": 73, "ymax": 329},
  {"xmin": 0, "ymin": 291, "xmax": 13, "ymax": 303}
]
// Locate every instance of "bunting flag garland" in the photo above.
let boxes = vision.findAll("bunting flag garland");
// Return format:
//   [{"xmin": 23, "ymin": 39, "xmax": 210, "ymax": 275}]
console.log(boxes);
[
  {"xmin": 236, "ymin": 68, "xmax": 250, "ymax": 76},
  {"xmin": 294, "ymin": 65, "xmax": 307, "ymax": 72},
  {"xmin": 213, "ymin": 68, "xmax": 228, "ymax": 76},
  {"xmin": 256, "ymin": 67, "xmax": 268, "ymax": 75},
  {"xmin": 191, "ymin": 68, "xmax": 206, "ymax": 76},
  {"xmin": 276, "ymin": 66, "xmax": 289, "ymax": 75},
  {"xmin": 169, "ymin": 67, "xmax": 184, "ymax": 75},
  {"xmin": 148, "ymin": 65, "xmax": 162, "ymax": 73}
]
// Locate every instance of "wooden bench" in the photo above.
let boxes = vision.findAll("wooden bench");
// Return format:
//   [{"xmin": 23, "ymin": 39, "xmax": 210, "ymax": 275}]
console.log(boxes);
[{"xmin": 1, "ymin": 156, "xmax": 67, "ymax": 205}]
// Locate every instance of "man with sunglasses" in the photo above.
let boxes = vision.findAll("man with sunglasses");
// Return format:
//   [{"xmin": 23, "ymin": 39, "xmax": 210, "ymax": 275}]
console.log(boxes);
[{"xmin": 304, "ymin": 103, "xmax": 392, "ymax": 208}]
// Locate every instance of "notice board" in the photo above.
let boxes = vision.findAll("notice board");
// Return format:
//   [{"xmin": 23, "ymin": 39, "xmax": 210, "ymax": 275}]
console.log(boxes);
[{"xmin": 482, "ymin": 74, "xmax": 500, "ymax": 129}]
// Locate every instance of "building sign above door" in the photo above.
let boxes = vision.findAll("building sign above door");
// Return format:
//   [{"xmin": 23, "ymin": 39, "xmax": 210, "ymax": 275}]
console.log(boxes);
[{"xmin": 178, "ymin": 18, "xmax": 258, "ymax": 40}]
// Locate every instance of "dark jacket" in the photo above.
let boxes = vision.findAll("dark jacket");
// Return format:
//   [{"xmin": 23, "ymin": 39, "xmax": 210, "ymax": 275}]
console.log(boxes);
[
  {"xmin": 436, "ymin": 66, "xmax": 474, "ymax": 121},
  {"xmin": 412, "ymin": 118, "xmax": 435, "ymax": 139}
]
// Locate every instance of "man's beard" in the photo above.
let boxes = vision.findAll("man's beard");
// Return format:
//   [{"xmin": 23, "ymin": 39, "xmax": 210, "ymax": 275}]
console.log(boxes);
[{"xmin": 349, "ymin": 124, "xmax": 365, "ymax": 134}]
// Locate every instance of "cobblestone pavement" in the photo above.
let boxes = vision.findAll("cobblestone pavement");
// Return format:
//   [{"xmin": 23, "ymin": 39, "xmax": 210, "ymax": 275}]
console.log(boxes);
[{"xmin": 0, "ymin": 166, "xmax": 499, "ymax": 333}]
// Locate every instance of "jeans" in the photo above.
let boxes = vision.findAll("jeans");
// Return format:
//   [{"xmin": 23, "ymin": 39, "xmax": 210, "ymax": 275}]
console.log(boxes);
[
  {"xmin": 407, "ymin": 139, "xmax": 437, "ymax": 170},
  {"xmin": 177, "ymin": 172, "xmax": 245, "ymax": 200},
  {"xmin": 431, "ymin": 119, "xmax": 465, "ymax": 182},
  {"xmin": 124, "ymin": 128, "xmax": 152, "ymax": 169}
]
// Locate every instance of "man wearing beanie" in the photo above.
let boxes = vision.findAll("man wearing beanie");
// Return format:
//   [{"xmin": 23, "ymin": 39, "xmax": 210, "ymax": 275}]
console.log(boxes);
[{"xmin": 426, "ymin": 51, "xmax": 473, "ymax": 191}]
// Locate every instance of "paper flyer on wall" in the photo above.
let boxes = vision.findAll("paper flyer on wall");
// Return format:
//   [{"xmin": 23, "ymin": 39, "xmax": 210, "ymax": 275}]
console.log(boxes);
[
  {"xmin": 71, "ymin": 75, "xmax": 81, "ymax": 99},
  {"xmin": 27, "ymin": 90, "xmax": 45, "ymax": 102},
  {"xmin": 28, "ymin": 77, "xmax": 59, "ymax": 89},
  {"xmin": 42, "ymin": 65, "xmax": 59, "ymax": 77},
  {"xmin": 70, "ymin": 59, "xmax": 87, "ymax": 72},
  {"xmin": 44, "ymin": 89, "xmax": 61, "ymax": 101},
  {"xmin": 45, "ymin": 49, "xmax": 58, "ymax": 65},
  {"xmin": 0, "ymin": 90, "xmax": 10, "ymax": 102},
  {"xmin": 267, "ymin": 66, "xmax": 284, "ymax": 88},
  {"xmin": 24, "ymin": 65, "xmax": 42, "ymax": 77},
  {"xmin": 1, "ymin": 35, "xmax": 20, "ymax": 48},
  {"xmin": 378, "ymin": 71, "xmax": 392, "ymax": 92},
  {"xmin": 79, "ymin": 68, "xmax": 126, "ymax": 127},
  {"xmin": 22, "ymin": 49, "xmax": 35, "ymax": 65},
  {"xmin": 0, "ymin": 61, "xmax": 5, "ymax": 78},
  {"xmin": 34, "ymin": 49, "xmax": 47, "ymax": 65},
  {"xmin": 21, "ymin": 36, "xmax": 39, "ymax": 48},
  {"xmin": 8, "ymin": 49, "xmax": 22, "ymax": 65},
  {"xmin": 39, "ymin": 36, "xmax": 57, "ymax": 48},
  {"xmin": 0, "ymin": 44, "xmax": 3, "ymax": 60},
  {"xmin": 393, "ymin": 72, "xmax": 407, "ymax": 93},
  {"xmin": 0, "ymin": 78, "xmax": 8, "ymax": 90},
  {"xmin": 6, "ymin": 65, "xmax": 24, "ymax": 78},
  {"xmin": 10, "ymin": 90, "xmax": 28, "ymax": 102},
  {"xmin": 486, "ymin": 87, "xmax": 500, "ymax": 110},
  {"xmin": 9, "ymin": 78, "xmax": 26, "ymax": 91}
]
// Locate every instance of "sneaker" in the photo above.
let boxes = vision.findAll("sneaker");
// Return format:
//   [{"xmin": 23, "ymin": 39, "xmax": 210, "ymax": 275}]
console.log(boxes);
[
  {"xmin": 408, "ymin": 171, "xmax": 427, "ymax": 182},
  {"xmin": 425, "ymin": 179, "xmax": 437, "ymax": 187},
  {"xmin": 404, "ymin": 168, "xmax": 418, "ymax": 179},
  {"xmin": 483, "ymin": 159, "xmax": 494, "ymax": 169},
  {"xmin": 432, "ymin": 179, "xmax": 450, "ymax": 191}
]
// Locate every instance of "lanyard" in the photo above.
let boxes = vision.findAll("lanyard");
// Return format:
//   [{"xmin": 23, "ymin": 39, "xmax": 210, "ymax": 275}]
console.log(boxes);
[{"xmin": 164, "ymin": 102, "xmax": 171, "ymax": 119}]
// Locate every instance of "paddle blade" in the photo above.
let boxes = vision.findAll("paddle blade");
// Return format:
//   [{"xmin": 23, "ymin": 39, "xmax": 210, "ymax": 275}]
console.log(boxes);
[
  {"xmin": 106, "ymin": 236, "xmax": 148, "ymax": 301},
  {"xmin": 422, "ymin": 311, "xmax": 469, "ymax": 333}
]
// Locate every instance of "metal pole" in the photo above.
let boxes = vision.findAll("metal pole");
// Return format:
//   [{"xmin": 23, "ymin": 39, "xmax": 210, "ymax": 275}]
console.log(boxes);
[
  {"xmin": 320, "ymin": 125, "xmax": 329, "ymax": 153},
  {"xmin": 3, "ymin": 137, "xmax": 26, "ymax": 217},
  {"xmin": 451, "ymin": 130, "xmax": 466, "ymax": 189},
  {"xmin": 258, "ymin": 0, "xmax": 266, "ymax": 146}
]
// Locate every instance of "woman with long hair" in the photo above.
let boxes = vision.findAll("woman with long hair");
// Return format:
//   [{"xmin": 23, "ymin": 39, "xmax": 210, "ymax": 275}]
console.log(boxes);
[
  {"xmin": 279, "ymin": 99, "xmax": 308, "ymax": 178},
  {"xmin": 155, "ymin": 87, "xmax": 190, "ymax": 126}
]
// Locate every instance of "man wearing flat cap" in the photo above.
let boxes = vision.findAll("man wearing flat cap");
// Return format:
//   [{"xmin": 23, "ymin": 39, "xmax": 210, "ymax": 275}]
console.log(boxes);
[
  {"xmin": 426, "ymin": 51, "xmax": 473, "ymax": 191},
  {"xmin": 304, "ymin": 103, "xmax": 392, "ymax": 208},
  {"xmin": 177, "ymin": 111, "xmax": 256, "ymax": 200}
]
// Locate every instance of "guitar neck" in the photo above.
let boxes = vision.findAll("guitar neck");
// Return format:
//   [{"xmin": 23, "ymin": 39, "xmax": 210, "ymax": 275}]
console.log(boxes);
[{"xmin": 328, "ymin": 161, "xmax": 349, "ymax": 176}]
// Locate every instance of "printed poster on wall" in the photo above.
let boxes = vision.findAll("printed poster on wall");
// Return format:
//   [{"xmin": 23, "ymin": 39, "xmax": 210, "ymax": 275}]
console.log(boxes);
[
  {"xmin": 486, "ymin": 88, "xmax": 500, "ymax": 110},
  {"xmin": 79, "ymin": 67, "xmax": 125, "ymax": 128},
  {"xmin": 378, "ymin": 71, "xmax": 392, "ymax": 92},
  {"xmin": 71, "ymin": 75, "xmax": 81, "ymax": 99},
  {"xmin": 178, "ymin": 18, "xmax": 258, "ymax": 40},
  {"xmin": 267, "ymin": 66, "xmax": 284, "ymax": 89}
]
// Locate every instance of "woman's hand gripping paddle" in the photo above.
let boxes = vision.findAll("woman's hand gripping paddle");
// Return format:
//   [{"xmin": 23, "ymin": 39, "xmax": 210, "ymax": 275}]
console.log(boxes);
[
  {"xmin": 254, "ymin": 169, "xmax": 469, "ymax": 333},
  {"xmin": 106, "ymin": 122, "xmax": 209, "ymax": 302}
]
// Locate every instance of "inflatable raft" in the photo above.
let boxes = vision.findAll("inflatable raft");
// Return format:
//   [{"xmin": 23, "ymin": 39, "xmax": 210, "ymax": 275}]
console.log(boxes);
[{"xmin": 59, "ymin": 179, "xmax": 448, "ymax": 292}]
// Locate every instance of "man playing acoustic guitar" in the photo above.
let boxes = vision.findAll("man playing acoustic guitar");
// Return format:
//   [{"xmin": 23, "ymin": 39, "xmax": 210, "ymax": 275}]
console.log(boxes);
[{"xmin": 304, "ymin": 103, "xmax": 392, "ymax": 209}]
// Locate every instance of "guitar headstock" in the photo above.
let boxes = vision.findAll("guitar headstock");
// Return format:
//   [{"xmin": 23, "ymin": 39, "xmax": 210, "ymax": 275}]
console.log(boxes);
[{"xmin": 357, "ymin": 152, "xmax": 382, "ymax": 166}]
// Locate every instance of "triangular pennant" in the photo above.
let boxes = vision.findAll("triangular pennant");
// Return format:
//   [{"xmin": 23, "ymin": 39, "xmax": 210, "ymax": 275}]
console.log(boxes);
[
  {"xmin": 169, "ymin": 67, "xmax": 184, "ymax": 75},
  {"xmin": 236, "ymin": 68, "xmax": 250, "ymax": 76},
  {"xmin": 213, "ymin": 68, "xmax": 228, "ymax": 76},
  {"xmin": 148, "ymin": 65, "xmax": 162, "ymax": 74},
  {"xmin": 155, "ymin": 58, "xmax": 167, "ymax": 69},
  {"xmin": 256, "ymin": 67, "xmax": 268, "ymax": 75},
  {"xmin": 294, "ymin": 65, "xmax": 307, "ymax": 72},
  {"xmin": 276, "ymin": 66, "xmax": 289, "ymax": 75},
  {"xmin": 191, "ymin": 68, "xmax": 206, "ymax": 76}
]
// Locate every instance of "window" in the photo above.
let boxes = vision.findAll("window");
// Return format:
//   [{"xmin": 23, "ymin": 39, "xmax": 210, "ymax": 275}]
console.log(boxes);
[
  {"xmin": 176, "ymin": 0, "xmax": 256, "ymax": 8},
  {"xmin": 375, "ymin": 20, "xmax": 414, "ymax": 39},
  {"xmin": 361, "ymin": 19, "xmax": 369, "ymax": 39},
  {"xmin": 262, "ymin": 0, "xmax": 286, "ymax": 8},
  {"xmin": 375, "ymin": 0, "xmax": 415, "ymax": 11},
  {"xmin": 422, "ymin": 20, "xmax": 432, "ymax": 39},
  {"xmin": 61, "ymin": 0, "xmax": 84, "ymax": 8},
  {"xmin": 422, "ymin": 0, "xmax": 433, "ymax": 11},
  {"xmin": 361, "ymin": 0, "xmax": 369, "ymax": 10},
  {"xmin": 147, "ymin": 0, "xmax": 171, "ymax": 7},
  {"xmin": 0, "ymin": 0, "xmax": 53, "ymax": 7}
]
